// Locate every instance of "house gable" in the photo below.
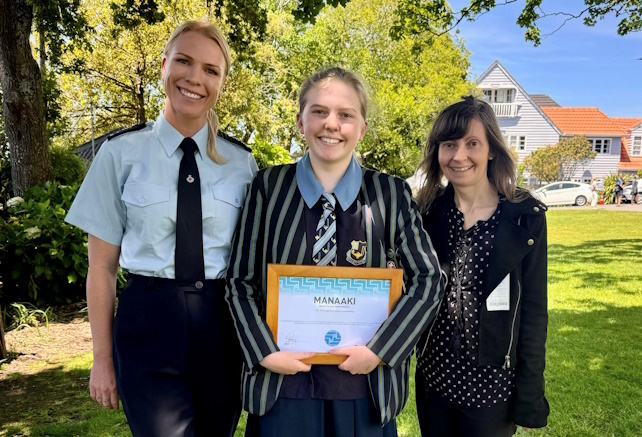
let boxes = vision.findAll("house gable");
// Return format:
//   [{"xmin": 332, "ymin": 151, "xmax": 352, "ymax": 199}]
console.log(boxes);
[{"xmin": 476, "ymin": 61, "xmax": 561, "ymax": 167}]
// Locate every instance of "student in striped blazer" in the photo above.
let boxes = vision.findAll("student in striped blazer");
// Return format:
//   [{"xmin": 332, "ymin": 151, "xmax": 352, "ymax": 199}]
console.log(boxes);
[{"xmin": 225, "ymin": 67, "xmax": 444, "ymax": 436}]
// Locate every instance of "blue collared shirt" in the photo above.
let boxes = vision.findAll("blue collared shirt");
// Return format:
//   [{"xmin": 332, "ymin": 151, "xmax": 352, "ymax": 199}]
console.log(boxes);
[
  {"xmin": 66, "ymin": 112, "xmax": 258, "ymax": 279},
  {"xmin": 295, "ymin": 153, "xmax": 361, "ymax": 211}
]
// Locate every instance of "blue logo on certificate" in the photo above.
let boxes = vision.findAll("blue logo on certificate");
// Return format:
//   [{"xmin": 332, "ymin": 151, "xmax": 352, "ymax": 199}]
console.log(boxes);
[{"xmin": 325, "ymin": 330, "xmax": 341, "ymax": 347}]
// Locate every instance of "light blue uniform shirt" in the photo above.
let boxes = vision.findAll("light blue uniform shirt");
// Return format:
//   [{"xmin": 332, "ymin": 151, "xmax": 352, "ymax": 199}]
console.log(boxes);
[
  {"xmin": 66, "ymin": 113, "xmax": 258, "ymax": 279},
  {"xmin": 295, "ymin": 153, "xmax": 361, "ymax": 211}
]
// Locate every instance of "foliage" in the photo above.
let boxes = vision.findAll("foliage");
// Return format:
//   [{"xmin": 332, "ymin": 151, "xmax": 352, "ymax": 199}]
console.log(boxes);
[
  {"xmin": 251, "ymin": 136, "xmax": 292, "ymax": 169},
  {"xmin": 29, "ymin": 0, "xmax": 90, "ymax": 68},
  {"xmin": 602, "ymin": 172, "xmax": 630, "ymax": 204},
  {"xmin": 291, "ymin": 0, "xmax": 349, "ymax": 22},
  {"xmin": 248, "ymin": 0, "xmax": 472, "ymax": 177},
  {"xmin": 49, "ymin": 146, "xmax": 88, "ymax": 185},
  {"xmin": 391, "ymin": 0, "xmax": 642, "ymax": 47},
  {"xmin": 516, "ymin": 163, "xmax": 525, "ymax": 187},
  {"xmin": 6, "ymin": 302, "xmax": 52, "ymax": 332},
  {"xmin": 110, "ymin": 0, "xmax": 166, "ymax": 29},
  {"xmin": 523, "ymin": 135, "xmax": 596, "ymax": 183},
  {"xmin": 0, "ymin": 182, "xmax": 88, "ymax": 306}
]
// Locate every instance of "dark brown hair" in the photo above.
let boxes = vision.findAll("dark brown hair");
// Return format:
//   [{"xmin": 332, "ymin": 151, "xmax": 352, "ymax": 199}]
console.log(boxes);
[{"xmin": 416, "ymin": 95, "xmax": 527, "ymax": 210}]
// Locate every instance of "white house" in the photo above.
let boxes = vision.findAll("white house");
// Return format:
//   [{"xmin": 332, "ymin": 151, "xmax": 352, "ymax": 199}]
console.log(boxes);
[
  {"xmin": 405, "ymin": 60, "xmax": 641, "ymax": 191},
  {"xmin": 477, "ymin": 60, "xmax": 631, "ymax": 183},
  {"xmin": 612, "ymin": 118, "xmax": 642, "ymax": 174}
]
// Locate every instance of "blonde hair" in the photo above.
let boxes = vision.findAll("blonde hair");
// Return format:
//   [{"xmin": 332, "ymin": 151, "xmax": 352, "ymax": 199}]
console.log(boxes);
[
  {"xmin": 299, "ymin": 67, "xmax": 368, "ymax": 119},
  {"xmin": 417, "ymin": 96, "xmax": 529, "ymax": 211},
  {"xmin": 164, "ymin": 21, "xmax": 231, "ymax": 164}
]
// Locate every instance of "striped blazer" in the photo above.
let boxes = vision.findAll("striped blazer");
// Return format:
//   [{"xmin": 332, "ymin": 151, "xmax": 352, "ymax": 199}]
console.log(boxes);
[{"xmin": 225, "ymin": 163, "xmax": 443, "ymax": 425}]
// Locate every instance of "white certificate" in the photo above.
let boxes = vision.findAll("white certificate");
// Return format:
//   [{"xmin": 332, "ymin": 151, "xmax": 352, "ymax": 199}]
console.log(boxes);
[
  {"xmin": 266, "ymin": 264, "xmax": 403, "ymax": 364},
  {"xmin": 277, "ymin": 276, "xmax": 390, "ymax": 352}
]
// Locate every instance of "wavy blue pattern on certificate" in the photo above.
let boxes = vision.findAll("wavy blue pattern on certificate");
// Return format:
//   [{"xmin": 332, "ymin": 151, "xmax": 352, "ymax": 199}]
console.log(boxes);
[{"xmin": 279, "ymin": 276, "xmax": 390, "ymax": 297}]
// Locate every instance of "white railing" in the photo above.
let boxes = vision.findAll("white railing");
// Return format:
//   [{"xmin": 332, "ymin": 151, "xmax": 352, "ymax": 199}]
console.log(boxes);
[{"xmin": 491, "ymin": 103, "xmax": 519, "ymax": 117}]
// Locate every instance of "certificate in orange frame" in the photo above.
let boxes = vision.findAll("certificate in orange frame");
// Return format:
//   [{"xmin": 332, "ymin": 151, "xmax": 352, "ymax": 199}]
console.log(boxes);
[{"xmin": 266, "ymin": 264, "xmax": 402, "ymax": 365}]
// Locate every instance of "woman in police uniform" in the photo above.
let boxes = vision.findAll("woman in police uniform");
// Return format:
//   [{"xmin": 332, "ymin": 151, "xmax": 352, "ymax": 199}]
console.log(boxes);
[{"xmin": 66, "ymin": 21, "xmax": 257, "ymax": 437}]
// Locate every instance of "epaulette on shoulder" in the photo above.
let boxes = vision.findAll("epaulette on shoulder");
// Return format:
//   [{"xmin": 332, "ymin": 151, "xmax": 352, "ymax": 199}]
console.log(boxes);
[
  {"xmin": 107, "ymin": 122, "xmax": 148, "ymax": 141},
  {"xmin": 217, "ymin": 130, "xmax": 251, "ymax": 153}
]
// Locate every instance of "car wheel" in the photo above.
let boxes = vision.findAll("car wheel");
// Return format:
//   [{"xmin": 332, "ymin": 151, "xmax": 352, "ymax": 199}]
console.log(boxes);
[{"xmin": 575, "ymin": 195, "xmax": 587, "ymax": 206}]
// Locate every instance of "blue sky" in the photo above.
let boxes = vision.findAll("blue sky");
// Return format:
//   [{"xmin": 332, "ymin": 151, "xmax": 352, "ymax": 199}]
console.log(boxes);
[{"xmin": 450, "ymin": 0, "xmax": 642, "ymax": 117}]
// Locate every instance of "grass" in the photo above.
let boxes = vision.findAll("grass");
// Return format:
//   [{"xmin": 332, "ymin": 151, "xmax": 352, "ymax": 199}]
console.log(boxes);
[{"xmin": 1, "ymin": 209, "xmax": 641, "ymax": 436}]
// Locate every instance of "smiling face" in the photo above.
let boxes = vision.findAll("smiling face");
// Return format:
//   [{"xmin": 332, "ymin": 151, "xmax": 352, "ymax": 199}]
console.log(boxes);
[
  {"xmin": 161, "ymin": 30, "xmax": 226, "ymax": 132},
  {"xmin": 438, "ymin": 118, "xmax": 492, "ymax": 190},
  {"xmin": 297, "ymin": 78, "xmax": 367, "ymax": 171}
]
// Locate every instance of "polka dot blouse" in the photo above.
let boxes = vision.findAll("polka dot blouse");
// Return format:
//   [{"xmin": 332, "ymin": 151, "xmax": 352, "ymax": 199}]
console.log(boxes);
[{"xmin": 418, "ymin": 200, "xmax": 515, "ymax": 408}]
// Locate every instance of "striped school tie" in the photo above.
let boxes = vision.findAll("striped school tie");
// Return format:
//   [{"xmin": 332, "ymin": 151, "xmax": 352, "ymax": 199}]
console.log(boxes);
[{"xmin": 312, "ymin": 193, "xmax": 337, "ymax": 266}]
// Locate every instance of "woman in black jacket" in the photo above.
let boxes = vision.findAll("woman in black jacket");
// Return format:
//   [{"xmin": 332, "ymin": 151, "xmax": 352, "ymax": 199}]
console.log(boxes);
[{"xmin": 414, "ymin": 96, "xmax": 549, "ymax": 436}]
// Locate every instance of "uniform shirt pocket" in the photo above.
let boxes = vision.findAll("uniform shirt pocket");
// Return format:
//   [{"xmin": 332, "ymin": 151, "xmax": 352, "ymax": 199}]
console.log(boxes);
[
  {"xmin": 211, "ymin": 184, "xmax": 247, "ymax": 208},
  {"xmin": 121, "ymin": 183, "xmax": 171, "ymax": 239},
  {"xmin": 204, "ymin": 184, "xmax": 247, "ymax": 244},
  {"xmin": 122, "ymin": 183, "xmax": 170, "ymax": 207}
]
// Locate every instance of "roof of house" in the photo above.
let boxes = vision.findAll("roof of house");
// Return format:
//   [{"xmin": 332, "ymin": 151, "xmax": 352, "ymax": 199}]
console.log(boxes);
[
  {"xmin": 75, "ymin": 127, "xmax": 125, "ymax": 161},
  {"xmin": 610, "ymin": 117, "xmax": 642, "ymax": 132},
  {"xmin": 539, "ymin": 107, "xmax": 627, "ymax": 136},
  {"xmin": 618, "ymin": 136, "xmax": 642, "ymax": 170},
  {"xmin": 529, "ymin": 94, "xmax": 560, "ymax": 107}
]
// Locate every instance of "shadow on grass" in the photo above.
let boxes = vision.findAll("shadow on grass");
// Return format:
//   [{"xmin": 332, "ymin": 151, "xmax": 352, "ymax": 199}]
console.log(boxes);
[
  {"xmin": 2, "ymin": 299, "xmax": 641, "ymax": 436},
  {"xmin": 540, "ymin": 302, "xmax": 642, "ymax": 437},
  {"xmin": 548, "ymin": 239, "xmax": 642, "ymax": 288},
  {"xmin": 0, "ymin": 363, "xmax": 129, "ymax": 436}
]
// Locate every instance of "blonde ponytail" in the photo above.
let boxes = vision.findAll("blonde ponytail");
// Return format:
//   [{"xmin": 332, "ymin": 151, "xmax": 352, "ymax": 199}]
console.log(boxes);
[{"xmin": 206, "ymin": 108, "xmax": 225, "ymax": 164}]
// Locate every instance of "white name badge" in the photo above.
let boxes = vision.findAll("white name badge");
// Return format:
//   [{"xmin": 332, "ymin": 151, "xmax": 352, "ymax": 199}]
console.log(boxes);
[{"xmin": 486, "ymin": 274, "xmax": 510, "ymax": 311}]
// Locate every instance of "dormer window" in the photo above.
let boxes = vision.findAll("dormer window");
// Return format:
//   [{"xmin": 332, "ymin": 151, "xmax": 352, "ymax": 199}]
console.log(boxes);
[{"xmin": 482, "ymin": 88, "xmax": 515, "ymax": 103}]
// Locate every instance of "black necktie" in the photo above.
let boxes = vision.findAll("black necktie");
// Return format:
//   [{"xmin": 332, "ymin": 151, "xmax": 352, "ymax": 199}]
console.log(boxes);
[{"xmin": 175, "ymin": 138, "xmax": 205, "ymax": 280}]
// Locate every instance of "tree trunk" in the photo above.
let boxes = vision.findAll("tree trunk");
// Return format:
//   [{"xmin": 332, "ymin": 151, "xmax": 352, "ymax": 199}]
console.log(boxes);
[
  {"xmin": 0, "ymin": 0, "xmax": 52, "ymax": 196},
  {"xmin": 0, "ymin": 304, "xmax": 7, "ymax": 360}
]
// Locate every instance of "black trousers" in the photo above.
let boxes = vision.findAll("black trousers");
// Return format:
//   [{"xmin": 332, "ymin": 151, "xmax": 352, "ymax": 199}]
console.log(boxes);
[
  {"xmin": 416, "ymin": 376, "xmax": 516, "ymax": 437},
  {"xmin": 246, "ymin": 397, "xmax": 397, "ymax": 437},
  {"xmin": 113, "ymin": 275, "xmax": 242, "ymax": 437}
]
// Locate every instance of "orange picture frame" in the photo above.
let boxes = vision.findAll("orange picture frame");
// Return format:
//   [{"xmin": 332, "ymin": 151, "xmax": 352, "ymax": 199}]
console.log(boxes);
[{"xmin": 266, "ymin": 264, "xmax": 403, "ymax": 365}]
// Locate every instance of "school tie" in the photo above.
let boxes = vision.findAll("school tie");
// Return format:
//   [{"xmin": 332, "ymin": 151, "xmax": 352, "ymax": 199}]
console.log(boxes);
[
  {"xmin": 312, "ymin": 193, "xmax": 337, "ymax": 266},
  {"xmin": 175, "ymin": 137, "xmax": 205, "ymax": 280}
]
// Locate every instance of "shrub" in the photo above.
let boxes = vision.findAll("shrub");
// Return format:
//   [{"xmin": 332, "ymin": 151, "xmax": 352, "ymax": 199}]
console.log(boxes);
[
  {"xmin": 0, "ymin": 182, "xmax": 88, "ymax": 306},
  {"xmin": 602, "ymin": 173, "xmax": 629, "ymax": 204},
  {"xmin": 49, "ymin": 146, "xmax": 87, "ymax": 185}
]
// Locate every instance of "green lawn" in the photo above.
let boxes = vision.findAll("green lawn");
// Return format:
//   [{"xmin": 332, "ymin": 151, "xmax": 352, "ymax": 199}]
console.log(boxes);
[{"xmin": 1, "ymin": 209, "xmax": 641, "ymax": 436}]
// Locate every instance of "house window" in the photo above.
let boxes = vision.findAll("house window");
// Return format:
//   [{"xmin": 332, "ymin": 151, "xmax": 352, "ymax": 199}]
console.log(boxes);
[
  {"xmin": 590, "ymin": 139, "xmax": 611, "ymax": 154},
  {"xmin": 632, "ymin": 136, "xmax": 642, "ymax": 156},
  {"xmin": 504, "ymin": 134, "xmax": 526, "ymax": 151},
  {"xmin": 482, "ymin": 89, "xmax": 515, "ymax": 103}
]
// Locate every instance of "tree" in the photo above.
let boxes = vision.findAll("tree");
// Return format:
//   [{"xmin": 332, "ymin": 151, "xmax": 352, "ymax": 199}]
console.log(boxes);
[
  {"xmin": 0, "ymin": 0, "xmax": 51, "ymax": 196},
  {"xmin": 284, "ymin": 0, "xmax": 472, "ymax": 177},
  {"xmin": 523, "ymin": 135, "xmax": 596, "ymax": 183},
  {"xmin": 392, "ymin": 1, "xmax": 642, "ymax": 47}
]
